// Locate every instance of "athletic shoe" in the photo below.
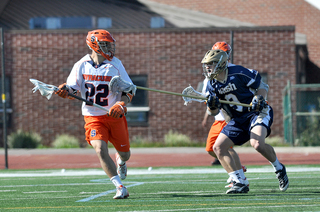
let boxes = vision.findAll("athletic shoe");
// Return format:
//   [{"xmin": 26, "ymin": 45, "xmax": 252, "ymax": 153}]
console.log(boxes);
[
  {"xmin": 275, "ymin": 163, "xmax": 289, "ymax": 192},
  {"xmin": 115, "ymin": 153, "xmax": 127, "ymax": 180},
  {"xmin": 225, "ymin": 177, "xmax": 249, "ymax": 188},
  {"xmin": 226, "ymin": 182, "xmax": 249, "ymax": 194},
  {"xmin": 113, "ymin": 185, "xmax": 129, "ymax": 199},
  {"xmin": 211, "ymin": 158, "xmax": 221, "ymax": 165}
]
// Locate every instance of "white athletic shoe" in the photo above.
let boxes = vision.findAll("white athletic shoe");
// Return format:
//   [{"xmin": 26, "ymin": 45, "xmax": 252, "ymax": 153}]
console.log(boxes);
[
  {"xmin": 225, "ymin": 177, "xmax": 249, "ymax": 188},
  {"xmin": 115, "ymin": 153, "xmax": 127, "ymax": 180},
  {"xmin": 113, "ymin": 185, "xmax": 129, "ymax": 199},
  {"xmin": 226, "ymin": 182, "xmax": 249, "ymax": 194}
]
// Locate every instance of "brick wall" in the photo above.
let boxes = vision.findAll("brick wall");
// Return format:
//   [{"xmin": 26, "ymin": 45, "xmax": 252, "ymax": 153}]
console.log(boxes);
[{"xmin": 2, "ymin": 26, "xmax": 295, "ymax": 146}]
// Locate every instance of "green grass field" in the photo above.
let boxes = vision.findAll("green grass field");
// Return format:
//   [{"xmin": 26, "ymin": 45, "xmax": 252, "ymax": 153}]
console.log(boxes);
[{"xmin": 0, "ymin": 165, "xmax": 319, "ymax": 211}]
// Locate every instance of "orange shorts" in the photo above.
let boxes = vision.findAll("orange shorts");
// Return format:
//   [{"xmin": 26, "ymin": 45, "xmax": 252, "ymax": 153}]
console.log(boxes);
[
  {"xmin": 205, "ymin": 120, "xmax": 228, "ymax": 152},
  {"xmin": 84, "ymin": 115, "xmax": 130, "ymax": 152}
]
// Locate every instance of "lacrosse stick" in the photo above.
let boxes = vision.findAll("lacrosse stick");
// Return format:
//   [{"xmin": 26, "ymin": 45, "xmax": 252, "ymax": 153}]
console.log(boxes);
[
  {"xmin": 182, "ymin": 85, "xmax": 251, "ymax": 107},
  {"xmin": 109, "ymin": 76, "xmax": 251, "ymax": 107},
  {"xmin": 29, "ymin": 79, "xmax": 109, "ymax": 112},
  {"xmin": 109, "ymin": 76, "xmax": 207, "ymax": 101},
  {"xmin": 182, "ymin": 85, "xmax": 207, "ymax": 105}
]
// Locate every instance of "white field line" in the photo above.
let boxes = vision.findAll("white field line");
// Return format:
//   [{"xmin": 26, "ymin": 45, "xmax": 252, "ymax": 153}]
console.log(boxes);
[
  {"xmin": 76, "ymin": 182, "xmax": 144, "ymax": 202},
  {"xmin": 0, "ymin": 166, "xmax": 319, "ymax": 178},
  {"xmin": 118, "ymin": 204, "xmax": 320, "ymax": 212},
  {"xmin": 22, "ymin": 191, "xmax": 68, "ymax": 194}
]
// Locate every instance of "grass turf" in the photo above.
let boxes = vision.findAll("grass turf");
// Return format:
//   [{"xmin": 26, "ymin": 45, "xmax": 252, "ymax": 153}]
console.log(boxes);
[{"xmin": 0, "ymin": 165, "xmax": 319, "ymax": 211}]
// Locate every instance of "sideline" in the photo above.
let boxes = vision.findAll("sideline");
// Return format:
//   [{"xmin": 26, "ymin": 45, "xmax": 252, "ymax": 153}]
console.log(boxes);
[
  {"xmin": 1, "ymin": 166, "xmax": 320, "ymax": 178},
  {"xmin": 2, "ymin": 146, "xmax": 320, "ymax": 155}
]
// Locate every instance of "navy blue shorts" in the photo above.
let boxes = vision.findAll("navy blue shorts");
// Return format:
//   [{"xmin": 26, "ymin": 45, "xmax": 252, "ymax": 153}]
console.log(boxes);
[{"xmin": 221, "ymin": 106, "xmax": 273, "ymax": 146}]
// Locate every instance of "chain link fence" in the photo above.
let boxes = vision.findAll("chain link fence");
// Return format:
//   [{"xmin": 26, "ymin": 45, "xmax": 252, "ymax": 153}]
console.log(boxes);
[{"xmin": 283, "ymin": 81, "xmax": 320, "ymax": 146}]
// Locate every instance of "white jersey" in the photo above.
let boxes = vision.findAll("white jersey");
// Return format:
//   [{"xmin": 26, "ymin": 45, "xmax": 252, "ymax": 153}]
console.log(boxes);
[
  {"xmin": 66, "ymin": 54, "xmax": 132, "ymax": 116},
  {"xmin": 201, "ymin": 62, "xmax": 235, "ymax": 121}
]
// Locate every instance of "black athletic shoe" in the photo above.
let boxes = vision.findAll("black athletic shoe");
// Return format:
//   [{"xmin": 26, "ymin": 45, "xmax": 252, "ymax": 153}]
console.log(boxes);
[
  {"xmin": 211, "ymin": 159, "xmax": 221, "ymax": 166},
  {"xmin": 226, "ymin": 182, "xmax": 249, "ymax": 194},
  {"xmin": 276, "ymin": 163, "xmax": 289, "ymax": 192}
]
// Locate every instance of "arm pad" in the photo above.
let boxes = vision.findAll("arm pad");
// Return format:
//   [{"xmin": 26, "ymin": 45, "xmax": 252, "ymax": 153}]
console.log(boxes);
[
  {"xmin": 122, "ymin": 90, "xmax": 134, "ymax": 103},
  {"xmin": 258, "ymin": 80, "xmax": 269, "ymax": 93}
]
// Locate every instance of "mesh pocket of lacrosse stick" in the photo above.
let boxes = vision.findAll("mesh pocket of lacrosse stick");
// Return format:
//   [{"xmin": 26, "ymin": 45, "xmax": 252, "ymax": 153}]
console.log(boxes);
[
  {"xmin": 109, "ymin": 76, "xmax": 136, "ymax": 95},
  {"xmin": 182, "ymin": 85, "xmax": 207, "ymax": 105},
  {"xmin": 30, "ymin": 79, "xmax": 59, "ymax": 100}
]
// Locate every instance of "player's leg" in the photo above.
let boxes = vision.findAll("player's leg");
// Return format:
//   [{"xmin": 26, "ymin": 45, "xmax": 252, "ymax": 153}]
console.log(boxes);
[
  {"xmin": 109, "ymin": 116, "xmax": 130, "ymax": 182},
  {"xmin": 206, "ymin": 121, "xmax": 226, "ymax": 165},
  {"xmin": 91, "ymin": 139, "xmax": 117, "ymax": 178},
  {"xmin": 84, "ymin": 115, "xmax": 129, "ymax": 199},
  {"xmin": 250, "ymin": 125, "xmax": 289, "ymax": 191},
  {"xmin": 225, "ymin": 148, "xmax": 249, "ymax": 188},
  {"xmin": 213, "ymin": 134, "xmax": 248, "ymax": 194}
]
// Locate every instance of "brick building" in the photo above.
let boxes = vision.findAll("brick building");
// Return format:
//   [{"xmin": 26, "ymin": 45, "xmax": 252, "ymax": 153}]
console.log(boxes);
[
  {"xmin": 3, "ymin": 27, "xmax": 295, "ymax": 146},
  {"xmin": 0, "ymin": 0, "xmax": 306, "ymax": 146}
]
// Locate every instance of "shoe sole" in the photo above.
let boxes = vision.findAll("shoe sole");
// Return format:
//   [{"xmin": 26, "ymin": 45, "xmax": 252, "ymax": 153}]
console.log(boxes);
[
  {"xmin": 280, "ymin": 182, "xmax": 289, "ymax": 192},
  {"xmin": 113, "ymin": 194, "xmax": 129, "ymax": 199},
  {"xmin": 226, "ymin": 186, "xmax": 249, "ymax": 194},
  {"xmin": 225, "ymin": 184, "xmax": 249, "ymax": 188}
]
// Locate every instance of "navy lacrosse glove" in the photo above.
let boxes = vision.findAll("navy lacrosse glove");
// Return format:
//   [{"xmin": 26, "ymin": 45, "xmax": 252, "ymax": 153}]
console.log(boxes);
[
  {"xmin": 206, "ymin": 94, "xmax": 221, "ymax": 110},
  {"xmin": 250, "ymin": 95, "xmax": 268, "ymax": 112}
]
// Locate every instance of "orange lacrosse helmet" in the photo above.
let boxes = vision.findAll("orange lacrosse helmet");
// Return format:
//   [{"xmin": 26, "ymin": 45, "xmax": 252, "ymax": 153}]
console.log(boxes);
[
  {"xmin": 86, "ymin": 29, "xmax": 116, "ymax": 61},
  {"xmin": 212, "ymin": 41, "xmax": 232, "ymax": 57}
]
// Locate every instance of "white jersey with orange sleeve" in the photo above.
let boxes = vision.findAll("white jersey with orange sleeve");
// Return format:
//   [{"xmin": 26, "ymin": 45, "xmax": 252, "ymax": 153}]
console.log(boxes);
[
  {"xmin": 202, "ymin": 78, "xmax": 225, "ymax": 121},
  {"xmin": 66, "ymin": 54, "xmax": 132, "ymax": 116}
]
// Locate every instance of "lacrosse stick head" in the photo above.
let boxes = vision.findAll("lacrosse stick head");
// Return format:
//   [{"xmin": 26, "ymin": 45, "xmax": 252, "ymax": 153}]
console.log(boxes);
[
  {"xmin": 109, "ymin": 76, "xmax": 136, "ymax": 95},
  {"xmin": 182, "ymin": 85, "xmax": 206, "ymax": 105},
  {"xmin": 29, "ymin": 79, "xmax": 58, "ymax": 100}
]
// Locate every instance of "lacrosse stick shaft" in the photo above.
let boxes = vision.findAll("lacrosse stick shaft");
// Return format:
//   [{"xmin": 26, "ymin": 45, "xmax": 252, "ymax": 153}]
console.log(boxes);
[
  {"xmin": 136, "ymin": 86, "xmax": 251, "ymax": 107},
  {"xmin": 67, "ymin": 93, "xmax": 109, "ymax": 112}
]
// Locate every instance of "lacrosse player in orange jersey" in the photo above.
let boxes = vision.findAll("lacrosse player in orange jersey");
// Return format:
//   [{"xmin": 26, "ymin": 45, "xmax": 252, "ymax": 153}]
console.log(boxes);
[
  {"xmin": 55, "ymin": 29, "xmax": 136, "ymax": 199},
  {"xmin": 202, "ymin": 42, "xmax": 248, "ymax": 188}
]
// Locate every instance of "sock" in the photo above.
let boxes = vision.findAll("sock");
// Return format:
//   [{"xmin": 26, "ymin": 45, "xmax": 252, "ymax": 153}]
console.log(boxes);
[
  {"xmin": 238, "ymin": 168, "xmax": 246, "ymax": 179},
  {"xmin": 270, "ymin": 157, "xmax": 283, "ymax": 172},
  {"xmin": 110, "ymin": 175, "xmax": 122, "ymax": 187},
  {"xmin": 117, "ymin": 156, "xmax": 125, "ymax": 166},
  {"xmin": 228, "ymin": 171, "xmax": 242, "ymax": 184}
]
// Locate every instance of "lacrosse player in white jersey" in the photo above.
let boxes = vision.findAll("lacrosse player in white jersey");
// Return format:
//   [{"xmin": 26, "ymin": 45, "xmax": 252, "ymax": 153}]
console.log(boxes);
[
  {"xmin": 55, "ymin": 29, "xmax": 135, "ymax": 199},
  {"xmin": 201, "ymin": 42, "xmax": 248, "ymax": 188},
  {"xmin": 202, "ymin": 49, "xmax": 289, "ymax": 194}
]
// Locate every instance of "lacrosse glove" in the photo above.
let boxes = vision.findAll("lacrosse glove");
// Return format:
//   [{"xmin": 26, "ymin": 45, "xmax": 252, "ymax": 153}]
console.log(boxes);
[
  {"xmin": 206, "ymin": 94, "xmax": 221, "ymax": 110},
  {"xmin": 108, "ymin": 101, "xmax": 127, "ymax": 119},
  {"xmin": 55, "ymin": 83, "xmax": 69, "ymax": 98},
  {"xmin": 250, "ymin": 95, "xmax": 268, "ymax": 112},
  {"xmin": 55, "ymin": 83, "xmax": 76, "ymax": 100}
]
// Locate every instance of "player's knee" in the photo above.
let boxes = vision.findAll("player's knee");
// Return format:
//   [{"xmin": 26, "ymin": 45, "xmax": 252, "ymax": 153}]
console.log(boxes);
[
  {"xmin": 251, "ymin": 140, "xmax": 265, "ymax": 152},
  {"xmin": 118, "ymin": 151, "xmax": 131, "ymax": 162},
  {"xmin": 212, "ymin": 145, "xmax": 223, "ymax": 156}
]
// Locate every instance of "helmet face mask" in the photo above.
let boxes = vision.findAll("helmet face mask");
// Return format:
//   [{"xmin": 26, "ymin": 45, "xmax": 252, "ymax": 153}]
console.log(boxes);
[
  {"xmin": 201, "ymin": 50, "xmax": 228, "ymax": 80},
  {"xmin": 86, "ymin": 29, "xmax": 116, "ymax": 61},
  {"xmin": 97, "ymin": 40, "xmax": 115, "ymax": 58}
]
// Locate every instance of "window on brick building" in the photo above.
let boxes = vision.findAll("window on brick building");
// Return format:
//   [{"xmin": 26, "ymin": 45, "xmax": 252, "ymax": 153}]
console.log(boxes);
[
  {"xmin": 126, "ymin": 75, "xmax": 149, "ymax": 126},
  {"xmin": 0, "ymin": 77, "xmax": 12, "ymax": 127}
]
